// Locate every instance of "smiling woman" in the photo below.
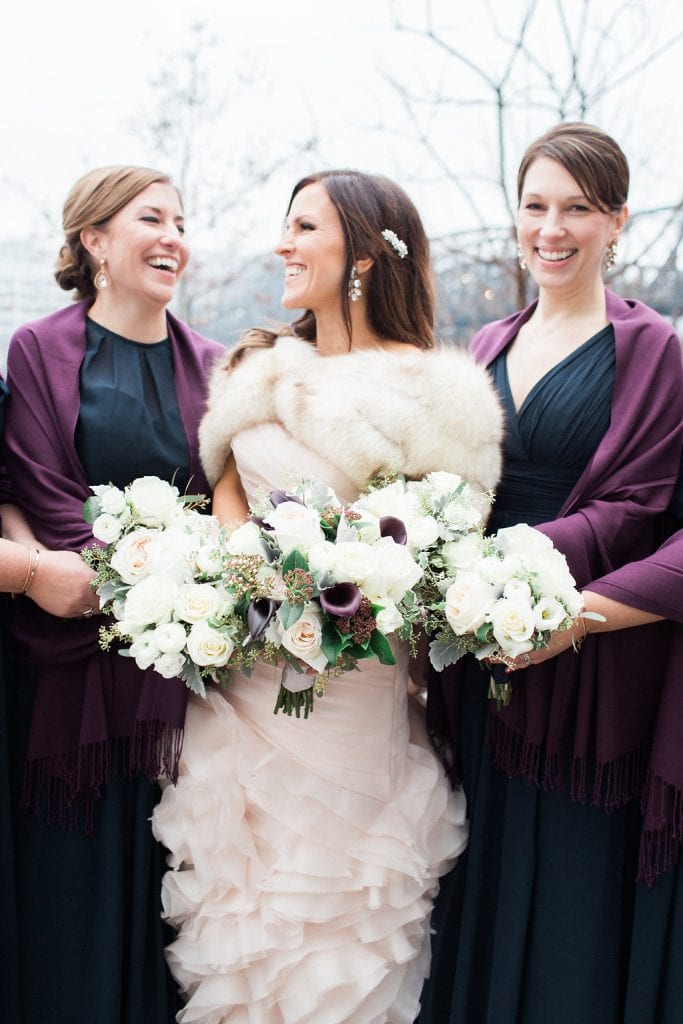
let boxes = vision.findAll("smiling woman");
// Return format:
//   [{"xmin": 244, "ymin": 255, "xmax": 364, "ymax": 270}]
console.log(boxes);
[{"xmin": 2, "ymin": 164, "xmax": 223, "ymax": 1024}]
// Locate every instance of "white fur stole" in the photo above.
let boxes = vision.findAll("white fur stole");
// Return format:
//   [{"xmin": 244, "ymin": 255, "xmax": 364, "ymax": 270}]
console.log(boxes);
[{"xmin": 199, "ymin": 336, "xmax": 503, "ymax": 495}]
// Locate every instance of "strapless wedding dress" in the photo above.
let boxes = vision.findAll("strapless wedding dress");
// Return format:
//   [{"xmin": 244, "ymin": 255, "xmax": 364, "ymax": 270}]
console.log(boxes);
[{"xmin": 152, "ymin": 423, "xmax": 468, "ymax": 1023}]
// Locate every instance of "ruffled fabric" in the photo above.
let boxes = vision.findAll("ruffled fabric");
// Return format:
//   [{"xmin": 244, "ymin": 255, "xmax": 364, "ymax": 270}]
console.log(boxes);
[{"xmin": 153, "ymin": 661, "xmax": 467, "ymax": 1023}]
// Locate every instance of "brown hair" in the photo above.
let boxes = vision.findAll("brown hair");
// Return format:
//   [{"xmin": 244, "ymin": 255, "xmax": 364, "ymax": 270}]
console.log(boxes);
[
  {"xmin": 54, "ymin": 165, "xmax": 179, "ymax": 300},
  {"xmin": 516, "ymin": 122, "xmax": 629, "ymax": 212},
  {"xmin": 228, "ymin": 169, "xmax": 435, "ymax": 367}
]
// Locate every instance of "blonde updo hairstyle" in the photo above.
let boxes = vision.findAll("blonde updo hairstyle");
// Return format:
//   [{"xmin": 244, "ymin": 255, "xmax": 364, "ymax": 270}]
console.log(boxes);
[{"xmin": 54, "ymin": 165, "xmax": 179, "ymax": 300}]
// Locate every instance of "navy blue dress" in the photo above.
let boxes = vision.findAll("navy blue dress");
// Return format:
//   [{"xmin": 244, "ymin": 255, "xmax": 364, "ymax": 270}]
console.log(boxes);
[
  {"xmin": 418, "ymin": 326, "xmax": 683, "ymax": 1023},
  {"xmin": 9, "ymin": 322, "xmax": 190, "ymax": 1024}
]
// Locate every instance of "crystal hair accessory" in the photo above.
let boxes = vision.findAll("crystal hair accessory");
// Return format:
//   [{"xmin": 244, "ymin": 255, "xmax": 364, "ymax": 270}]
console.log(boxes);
[{"xmin": 381, "ymin": 229, "xmax": 408, "ymax": 259}]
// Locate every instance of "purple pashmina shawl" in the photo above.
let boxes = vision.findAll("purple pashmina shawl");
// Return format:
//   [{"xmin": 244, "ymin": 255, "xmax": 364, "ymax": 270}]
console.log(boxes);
[
  {"xmin": 2, "ymin": 301, "xmax": 223, "ymax": 831},
  {"xmin": 427, "ymin": 290, "xmax": 683, "ymax": 882}
]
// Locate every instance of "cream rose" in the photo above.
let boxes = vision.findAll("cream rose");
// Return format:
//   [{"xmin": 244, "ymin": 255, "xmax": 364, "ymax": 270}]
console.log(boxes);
[
  {"xmin": 375, "ymin": 598, "xmax": 404, "ymax": 635},
  {"xmin": 92, "ymin": 513, "xmax": 122, "ymax": 544},
  {"xmin": 407, "ymin": 514, "xmax": 441, "ymax": 552},
  {"xmin": 122, "ymin": 574, "xmax": 178, "ymax": 627},
  {"xmin": 264, "ymin": 501, "xmax": 324, "ymax": 554},
  {"xmin": 444, "ymin": 572, "xmax": 498, "ymax": 635},
  {"xmin": 441, "ymin": 533, "xmax": 485, "ymax": 573},
  {"xmin": 331, "ymin": 541, "xmax": 377, "ymax": 585},
  {"xmin": 175, "ymin": 583, "xmax": 224, "ymax": 624},
  {"xmin": 277, "ymin": 603, "xmax": 328, "ymax": 672},
  {"xmin": 490, "ymin": 598, "xmax": 535, "ymax": 656},
  {"xmin": 495, "ymin": 524, "xmax": 553, "ymax": 559},
  {"xmin": 362, "ymin": 538, "xmax": 422, "ymax": 603},
  {"xmin": 226, "ymin": 521, "xmax": 263, "ymax": 556},
  {"xmin": 127, "ymin": 476, "xmax": 180, "ymax": 527},
  {"xmin": 110, "ymin": 528, "xmax": 157, "ymax": 584},
  {"xmin": 186, "ymin": 621, "xmax": 235, "ymax": 667}
]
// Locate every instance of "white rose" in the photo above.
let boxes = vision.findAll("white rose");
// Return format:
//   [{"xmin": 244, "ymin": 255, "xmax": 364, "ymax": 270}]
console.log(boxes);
[
  {"xmin": 363, "ymin": 538, "xmax": 423, "ymax": 603},
  {"xmin": 354, "ymin": 481, "xmax": 418, "ymax": 522},
  {"xmin": 441, "ymin": 533, "xmax": 485, "ymax": 572},
  {"xmin": 490, "ymin": 598, "xmax": 536, "ymax": 656},
  {"xmin": 503, "ymin": 578, "xmax": 532, "ymax": 603},
  {"xmin": 495, "ymin": 524, "xmax": 553, "ymax": 559},
  {"xmin": 186, "ymin": 621, "xmax": 235, "ymax": 667},
  {"xmin": 533, "ymin": 597, "xmax": 567, "ymax": 632},
  {"xmin": 442, "ymin": 499, "xmax": 483, "ymax": 532},
  {"xmin": 194, "ymin": 543, "xmax": 225, "ymax": 576},
  {"xmin": 407, "ymin": 514, "xmax": 441, "ymax": 552},
  {"xmin": 478, "ymin": 554, "xmax": 523, "ymax": 590},
  {"xmin": 92, "ymin": 484, "xmax": 127, "ymax": 516},
  {"xmin": 375, "ymin": 598, "xmax": 404, "ymax": 635},
  {"xmin": 152, "ymin": 621, "xmax": 188, "ymax": 654},
  {"xmin": 123, "ymin": 574, "xmax": 179, "ymax": 627},
  {"xmin": 531, "ymin": 549, "xmax": 576, "ymax": 598},
  {"xmin": 264, "ymin": 501, "xmax": 324, "ymax": 554},
  {"xmin": 127, "ymin": 476, "xmax": 180, "ymax": 527},
  {"xmin": 145, "ymin": 530, "xmax": 196, "ymax": 584},
  {"xmin": 182, "ymin": 509, "xmax": 220, "ymax": 541},
  {"xmin": 307, "ymin": 540, "xmax": 338, "ymax": 578},
  {"xmin": 92, "ymin": 513, "xmax": 122, "ymax": 544},
  {"xmin": 110, "ymin": 528, "xmax": 158, "ymax": 584},
  {"xmin": 226, "ymin": 521, "xmax": 263, "ymax": 556},
  {"xmin": 175, "ymin": 583, "xmax": 224, "ymax": 624},
  {"xmin": 422, "ymin": 470, "xmax": 463, "ymax": 501},
  {"xmin": 128, "ymin": 631, "xmax": 161, "ymax": 670},
  {"xmin": 278, "ymin": 603, "xmax": 328, "ymax": 672},
  {"xmin": 153, "ymin": 652, "xmax": 186, "ymax": 679},
  {"xmin": 444, "ymin": 572, "xmax": 498, "ymax": 635},
  {"xmin": 332, "ymin": 541, "xmax": 377, "ymax": 585}
]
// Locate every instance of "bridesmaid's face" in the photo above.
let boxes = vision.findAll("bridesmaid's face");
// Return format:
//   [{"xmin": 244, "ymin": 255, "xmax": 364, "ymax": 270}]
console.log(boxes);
[
  {"xmin": 275, "ymin": 183, "xmax": 347, "ymax": 314},
  {"xmin": 84, "ymin": 182, "xmax": 189, "ymax": 310},
  {"xmin": 517, "ymin": 157, "xmax": 627, "ymax": 298}
]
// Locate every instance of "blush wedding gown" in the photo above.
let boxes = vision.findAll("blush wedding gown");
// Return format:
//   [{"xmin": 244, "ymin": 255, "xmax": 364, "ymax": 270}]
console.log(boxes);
[{"xmin": 152, "ymin": 423, "xmax": 468, "ymax": 1023}]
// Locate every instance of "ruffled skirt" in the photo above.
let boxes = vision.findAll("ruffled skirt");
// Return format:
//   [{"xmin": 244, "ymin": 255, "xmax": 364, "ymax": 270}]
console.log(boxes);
[{"xmin": 153, "ymin": 661, "xmax": 467, "ymax": 1023}]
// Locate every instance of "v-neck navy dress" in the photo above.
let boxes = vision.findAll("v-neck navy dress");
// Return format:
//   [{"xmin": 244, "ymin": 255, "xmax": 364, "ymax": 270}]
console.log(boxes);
[{"xmin": 419, "ymin": 326, "xmax": 683, "ymax": 1023}]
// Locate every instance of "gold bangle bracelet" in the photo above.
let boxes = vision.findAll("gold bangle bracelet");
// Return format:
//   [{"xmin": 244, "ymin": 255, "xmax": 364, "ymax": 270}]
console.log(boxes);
[{"xmin": 22, "ymin": 547, "xmax": 40, "ymax": 595}]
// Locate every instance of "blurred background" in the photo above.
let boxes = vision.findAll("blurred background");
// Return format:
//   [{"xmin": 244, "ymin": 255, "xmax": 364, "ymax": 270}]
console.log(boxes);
[{"xmin": 1, "ymin": 0, "xmax": 682, "ymax": 360}]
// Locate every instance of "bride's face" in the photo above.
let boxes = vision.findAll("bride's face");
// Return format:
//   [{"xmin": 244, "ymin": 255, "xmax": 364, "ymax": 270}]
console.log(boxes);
[{"xmin": 275, "ymin": 182, "xmax": 348, "ymax": 314}]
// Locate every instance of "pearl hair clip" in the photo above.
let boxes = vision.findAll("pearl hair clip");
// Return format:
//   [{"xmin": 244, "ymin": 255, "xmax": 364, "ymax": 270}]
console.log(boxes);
[{"xmin": 381, "ymin": 229, "xmax": 408, "ymax": 259}]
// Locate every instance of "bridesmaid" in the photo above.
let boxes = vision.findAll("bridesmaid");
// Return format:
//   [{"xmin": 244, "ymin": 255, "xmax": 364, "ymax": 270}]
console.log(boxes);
[
  {"xmin": 421, "ymin": 123, "xmax": 683, "ymax": 1023},
  {"xmin": 2, "ymin": 165, "xmax": 223, "ymax": 1024}
]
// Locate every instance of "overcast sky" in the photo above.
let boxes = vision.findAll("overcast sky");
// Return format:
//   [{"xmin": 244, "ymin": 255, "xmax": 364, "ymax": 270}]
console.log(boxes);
[{"xmin": 2, "ymin": 0, "xmax": 682, "ymax": 259}]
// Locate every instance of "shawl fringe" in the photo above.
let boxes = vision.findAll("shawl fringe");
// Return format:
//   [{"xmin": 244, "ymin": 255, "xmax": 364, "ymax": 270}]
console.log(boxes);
[
  {"xmin": 23, "ymin": 722, "xmax": 184, "ymax": 835},
  {"xmin": 638, "ymin": 769, "xmax": 683, "ymax": 886}
]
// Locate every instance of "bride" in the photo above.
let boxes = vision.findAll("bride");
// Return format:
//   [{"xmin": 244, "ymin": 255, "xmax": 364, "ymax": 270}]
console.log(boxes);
[{"xmin": 152, "ymin": 169, "xmax": 503, "ymax": 1023}]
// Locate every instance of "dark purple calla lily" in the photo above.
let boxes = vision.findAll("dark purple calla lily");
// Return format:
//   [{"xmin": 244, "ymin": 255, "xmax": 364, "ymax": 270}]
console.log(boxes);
[
  {"xmin": 379, "ymin": 515, "xmax": 408, "ymax": 546},
  {"xmin": 319, "ymin": 582, "xmax": 362, "ymax": 618},
  {"xmin": 269, "ymin": 490, "xmax": 305, "ymax": 507},
  {"xmin": 249, "ymin": 514, "xmax": 274, "ymax": 531},
  {"xmin": 247, "ymin": 598, "xmax": 278, "ymax": 641}
]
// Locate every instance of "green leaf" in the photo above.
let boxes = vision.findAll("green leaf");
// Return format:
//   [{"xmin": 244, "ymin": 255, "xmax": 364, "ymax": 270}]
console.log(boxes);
[
  {"xmin": 475, "ymin": 622, "xmax": 493, "ymax": 643},
  {"xmin": 83, "ymin": 496, "xmax": 102, "ymax": 525},
  {"xmin": 321, "ymin": 621, "xmax": 344, "ymax": 665},
  {"xmin": 180, "ymin": 661, "xmax": 207, "ymax": 698},
  {"xmin": 278, "ymin": 601, "xmax": 304, "ymax": 630},
  {"xmin": 369, "ymin": 630, "xmax": 397, "ymax": 665},
  {"xmin": 281, "ymin": 548, "xmax": 309, "ymax": 574},
  {"xmin": 429, "ymin": 635, "xmax": 467, "ymax": 672}
]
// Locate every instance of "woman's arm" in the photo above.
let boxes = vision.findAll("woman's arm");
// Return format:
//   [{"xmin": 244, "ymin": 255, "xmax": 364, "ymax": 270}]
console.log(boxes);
[
  {"xmin": 212, "ymin": 452, "xmax": 249, "ymax": 526},
  {"xmin": 0, "ymin": 536, "xmax": 97, "ymax": 617}
]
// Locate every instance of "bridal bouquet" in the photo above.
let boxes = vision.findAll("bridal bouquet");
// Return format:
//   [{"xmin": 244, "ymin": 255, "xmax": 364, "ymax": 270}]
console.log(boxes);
[
  {"xmin": 81, "ymin": 476, "xmax": 247, "ymax": 698},
  {"xmin": 420, "ymin": 522, "xmax": 586, "ymax": 706}
]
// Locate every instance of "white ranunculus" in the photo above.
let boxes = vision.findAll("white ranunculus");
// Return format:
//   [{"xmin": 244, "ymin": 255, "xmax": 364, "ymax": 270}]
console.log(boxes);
[
  {"xmin": 478, "ymin": 554, "xmax": 523, "ymax": 591},
  {"xmin": 375, "ymin": 598, "xmax": 404, "ymax": 635},
  {"xmin": 127, "ymin": 476, "xmax": 180, "ymax": 528},
  {"xmin": 186, "ymin": 621, "xmax": 234, "ymax": 667},
  {"xmin": 533, "ymin": 597, "xmax": 567, "ymax": 632},
  {"xmin": 92, "ymin": 513, "xmax": 122, "ymax": 544},
  {"xmin": 226, "ymin": 521, "xmax": 263, "ymax": 556},
  {"xmin": 441, "ymin": 499, "xmax": 483, "ymax": 533},
  {"xmin": 503, "ymin": 578, "xmax": 533, "ymax": 603},
  {"xmin": 307, "ymin": 540, "xmax": 338, "ymax": 578},
  {"xmin": 264, "ymin": 500, "xmax": 324, "ymax": 554},
  {"xmin": 495, "ymin": 524, "xmax": 553, "ymax": 559},
  {"xmin": 444, "ymin": 572, "xmax": 498, "ymax": 635},
  {"xmin": 175, "ymin": 583, "xmax": 224, "ymax": 624},
  {"xmin": 277, "ymin": 602, "xmax": 328, "ymax": 672},
  {"xmin": 153, "ymin": 652, "xmax": 186, "ymax": 679},
  {"xmin": 128, "ymin": 631, "xmax": 161, "ymax": 670},
  {"xmin": 354, "ymin": 481, "xmax": 418, "ymax": 523},
  {"xmin": 152, "ymin": 621, "xmax": 188, "ymax": 654},
  {"xmin": 490, "ymin": 598, "xmax": 535, "ymax": 656},
  {"xmin": 363, "ymin": 538, "xmax": 423, "ymax": 603},
  {"xmin": 182, "ymin": 509, "xmax": 220, "ymax": 541},
  {"xmin": 530, "ymin": 549, "xmax": 577, "ymax": 599},
  {"xmin": 92, "ymin": 484, "xmax": 127, "ymax": 516},
  {"xmin": 441, "ymin": 533, "xmax": 485, "ymax": 573},
  {"xmin": 421, "ymin": 470, "xmax": 463, "ymax": 502},
  {"xmin": 123, "ymin": 574, "xmax": 178, "ymax": 627},
  {"xmin": 194, "ymin": 543, "xmax": 225, "ymax": 576},
  {"xmin": 110, "ymin": 528, "xmax": 158, "ymax": 584},
  {"xmin": 407, "ymin": 514, "xmax": 441, "ymax": 552}
]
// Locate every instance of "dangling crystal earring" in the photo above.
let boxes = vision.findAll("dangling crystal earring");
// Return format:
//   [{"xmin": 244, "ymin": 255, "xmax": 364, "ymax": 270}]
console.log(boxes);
[
  {"xmin": 94, "ymin": 258, "xmax": 109, "ymax": 290},
  {"xmin": 348, "ymin": 265, "xmax": 362, "ymax": 302},
  {"xmin": 516, "ymin": 245, "xmax": 527, "ymax": 271},
  {"xmin": 604, "ymin": 241, "xmax": 618, "ymax": 271}
]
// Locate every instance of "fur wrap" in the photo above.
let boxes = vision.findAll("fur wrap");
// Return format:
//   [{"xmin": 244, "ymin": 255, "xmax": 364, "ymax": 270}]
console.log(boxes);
[{"xmin": 199, "ymin": 336, "xmax": 503, "ymax": 495}]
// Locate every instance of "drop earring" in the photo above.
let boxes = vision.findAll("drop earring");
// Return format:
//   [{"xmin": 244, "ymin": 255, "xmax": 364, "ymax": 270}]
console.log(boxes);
[
  {"xmin": 604, "ymin": 241, "xmax": 618, "ymax": 271},
  {"xmin": 348, "ymin": 265, "xmax": 362, "ymax": 302},
  {"xmin": 94, "ymin": 258, "xmax": 109, "ymax": 290},
  {"xmin": 516, "ymin": 245, "xmax": 527, "ymax": 271}
]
